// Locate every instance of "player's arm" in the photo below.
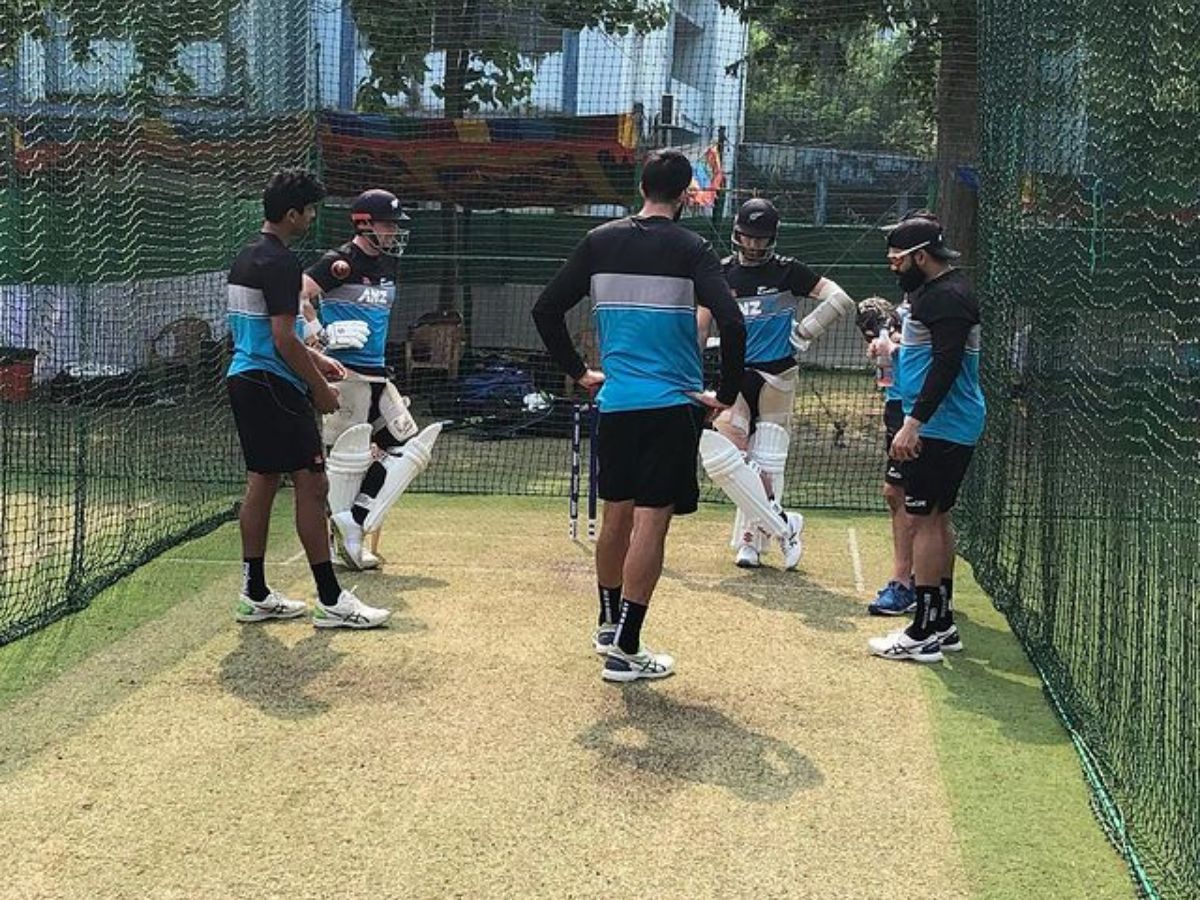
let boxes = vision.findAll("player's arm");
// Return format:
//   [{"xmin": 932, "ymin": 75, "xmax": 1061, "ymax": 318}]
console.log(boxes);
[
  {"xmin": 696, "ymin": 305, "xmax": 715, "ymax": 353},
  {"xmin": 908, "ymin": 316, "xmax": 972, "ymax": 424},
  {"xmin": 263, "ymin": 258, "xmax": 340, "ymax": 412},
  {"xmin": 532, "ymin": 235, "xmax": 594, "ymax": 383},
  {"xmin": 693, "ymin": 242, "xmax": 745, "ymax": 407},
  {"xmin": 891, "ymin": 295, "xmax": 974, "ymax": 460},
  {"xmin": 791, "ymin": 261, "xmax": 855, "ymax": 346}
]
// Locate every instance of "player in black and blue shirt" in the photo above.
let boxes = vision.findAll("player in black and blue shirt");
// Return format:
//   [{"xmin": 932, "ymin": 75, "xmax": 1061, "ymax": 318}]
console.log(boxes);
[
  {"xmin": 859, "ymin": 292, "xmax": 918, "ymax": 617},
  {"xmin": 226, "ymin": 169, "xmax": 391, "ymax": 630},
  {"xmin": 300, "ymin": 190, "xmax": 441, "ymax": 572},
  {"xmin": 533, "ymin": 150, "xmax": 746, "ymax": 684},
  {"xmin": 868, "ymin": 216, "xmax": 985, "ymax": 663},
  {"xmin": 698, "ymin": 198, "xmax": 856, "ymax": 570}
]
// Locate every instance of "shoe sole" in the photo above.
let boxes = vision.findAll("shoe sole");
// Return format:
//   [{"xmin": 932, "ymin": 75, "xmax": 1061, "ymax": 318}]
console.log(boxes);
[
  {"xmin": 735, "ymin": 559, "xmax": 761, "ymax": 569},
  {"xmin": 867, "ymin": 605, "xmax": 916, "ymax": 617},
  {"xmin": 601, "ymin": 666, "xmax": 675, "ymax": 683},
  {"xmin": 938, "ymin": 639, "xmax": 964, "ymax": 653},
  {"xmin": 869, "ymin": 647, "xmax": 944, "ymax": 664},
  {"xmin": 312, "ymin": 612, "xmax": 392, "ymax": 630},
  {"xmin": 236, "ymin": 608, "xmax": 307, "ymax": 623}
]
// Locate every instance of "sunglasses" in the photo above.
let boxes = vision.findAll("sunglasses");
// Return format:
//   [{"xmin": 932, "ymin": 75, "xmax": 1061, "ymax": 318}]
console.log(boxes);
[{"xmin": 886, "ymin": 240, "xmax": 931, "ymax": 261}]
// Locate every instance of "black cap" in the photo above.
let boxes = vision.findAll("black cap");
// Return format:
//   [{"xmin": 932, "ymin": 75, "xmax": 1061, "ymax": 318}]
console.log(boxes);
[
  {"xmin": 351, "ymin": 189, "xmax": 409, "ymax": 224},
  {"xmin": 734, "ymin": 198, "xmax": 779, "ymax": 238},
  {"xmin": 885, "ymin": 217, "xmax": 960, "ymax": 260}
]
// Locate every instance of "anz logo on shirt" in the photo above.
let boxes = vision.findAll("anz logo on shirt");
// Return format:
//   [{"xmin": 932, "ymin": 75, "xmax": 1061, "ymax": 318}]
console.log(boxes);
[
  {"xmin": 738, "ymin": 289, "xmax": 782, "ymax": 319},
  {"xmin": 356, "ymin": 284, "xmax": 394, "ymax": 306}
]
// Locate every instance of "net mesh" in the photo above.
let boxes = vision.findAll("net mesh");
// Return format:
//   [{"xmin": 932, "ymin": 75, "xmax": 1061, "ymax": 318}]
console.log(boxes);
[
  {"xmin": 0, "ymin": 1, "xmax": 1194, "ymax": 893},
  {"xmin": 960, "ymin": 1, "xmax": 1199, "ymax": 895}
]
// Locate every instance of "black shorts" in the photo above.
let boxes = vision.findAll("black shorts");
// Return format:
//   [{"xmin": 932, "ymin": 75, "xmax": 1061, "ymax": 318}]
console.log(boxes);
[
  {"xmin": 900, "ymin": 437, "xmax": 975, "ymax": 515},
  {"xmin": 597, "ymin": 404, "xmax": 705, "ymax": 514},
  {"xmin": 227, "ymin": 370, "xmax": 325, "ymax": 474},
  {"xmin": 883, "ymin": 400, "xmax": 905, "ymax": 486}
]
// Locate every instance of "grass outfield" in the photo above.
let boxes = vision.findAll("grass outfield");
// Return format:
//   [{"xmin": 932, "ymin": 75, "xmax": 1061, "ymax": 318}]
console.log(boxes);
[{"xmin": 0, "ymin": 496, "xmax": 1132, "ymax": 899}]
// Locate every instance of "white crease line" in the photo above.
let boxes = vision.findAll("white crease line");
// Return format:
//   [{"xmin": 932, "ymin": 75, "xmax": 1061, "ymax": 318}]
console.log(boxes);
[
  {"xmin": 283, "ymin": 549, "xmax": 306, "ymax": 564},
  {"xmin": 847, "ymin": 527, "xmax": 866, "ymax": 596}
]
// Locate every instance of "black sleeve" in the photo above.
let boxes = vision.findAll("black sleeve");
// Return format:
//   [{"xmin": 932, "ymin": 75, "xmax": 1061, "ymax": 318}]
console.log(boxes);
[
  {"xmin": 305, "ymin": 250, "xmax": 349, "ymax": 293},
  {"xmin": 786, "ymin": 259, "xmax": 821, "ymax": 298},
  {"xmin": 261, "ymin": 253, "xmax": 302, "ymax": 317},
  {"xmin": 910, "ymin": 315, "xmax": 972, "ymax": 423},
  {"xmin": 531, "ymin": 235, "xmax": 592, "ymax": 380},
  {"xmin": 693, "ymin": 241, "xmax": 745, "ymax": 406}
]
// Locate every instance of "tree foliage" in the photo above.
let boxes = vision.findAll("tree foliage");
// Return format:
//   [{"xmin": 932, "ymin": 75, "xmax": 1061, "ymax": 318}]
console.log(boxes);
[{"xmin": 350, "ymin": 0, "xmax": 670, "ymax": 115}]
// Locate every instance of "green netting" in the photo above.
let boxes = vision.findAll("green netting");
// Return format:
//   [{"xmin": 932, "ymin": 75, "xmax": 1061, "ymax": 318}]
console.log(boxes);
[
  {"xmin": 0, "ymin": 1, "xmax": 1194, "ymax": 893},
  {"xmin": 960, "ymin": 1, "xmax": 1198, "ymax": 896}
]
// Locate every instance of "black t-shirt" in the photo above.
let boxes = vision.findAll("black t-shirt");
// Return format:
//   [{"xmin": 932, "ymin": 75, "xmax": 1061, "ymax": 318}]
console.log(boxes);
[
  {"xmin": 532, "ymin": 216, "xmax": 746, "ymax": 408},
  {"xmin": 226, "ymin": 232, "xmax": 305, "ymax": 387},
  {"xmin": 904, "ymin": 268, "xmax": 983, "ymax": 425},
  {"xmin": 306, "ymin": 240, "xmax": 398, "ymax": 293},
  {"xmin": 721, "ymin": 254, "xmax": 821, "ymax": 373},
  {"xmin": 304, "ymin": 240, "xmax": 398, "ymax": 375}
]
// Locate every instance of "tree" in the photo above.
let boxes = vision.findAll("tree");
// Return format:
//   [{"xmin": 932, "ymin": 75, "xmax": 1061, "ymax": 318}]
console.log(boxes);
[
  {"xmin": 744, "ymin": 22, "xmax": 934, "ymax": 156},
  {"xmin": 348, "ymin": 0, "xmax": 670, "ymax": 310},
  {"xmin": 2, "ymin": 0, "xmax": 238, "ymax": 112},
  {"xmin": 722, "ymin": 0, "xmax": 978, "ymax": 263},
  {"xmin": 350, "ymin": 0, "xmax": 669, "ymax": 117}
]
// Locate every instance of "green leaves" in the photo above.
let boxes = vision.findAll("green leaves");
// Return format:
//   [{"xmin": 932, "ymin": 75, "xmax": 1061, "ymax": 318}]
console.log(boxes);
[{"xmin": 350, "ymin": 0, "xmax": 668, "ymax": 116}]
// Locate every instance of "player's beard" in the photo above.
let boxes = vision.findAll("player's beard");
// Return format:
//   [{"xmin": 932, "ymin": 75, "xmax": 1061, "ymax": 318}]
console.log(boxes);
[{"xmin": 896, "ymin": 265, "xmax": 925, "ymax": 293}]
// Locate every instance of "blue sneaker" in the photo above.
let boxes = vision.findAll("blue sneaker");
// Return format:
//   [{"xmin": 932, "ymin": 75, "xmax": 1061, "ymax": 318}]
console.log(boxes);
[{"xmin": 868, "ymin": 581, "xmax": 916, "ymax": 616}]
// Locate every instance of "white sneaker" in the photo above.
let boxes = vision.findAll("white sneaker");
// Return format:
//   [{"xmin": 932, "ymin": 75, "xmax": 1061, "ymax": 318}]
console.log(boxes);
[
  {"xmin": 868, "ymin": 629, "xmax": 944, "ymax": 663},
  {"xmin": 593, "ymin": 624, "xmax": 617, "ymax": 655},
  {"xmin": 778, "ymin": 512, "xmax": 804, "ymax": 570},
  {"xmin": 359, "ymin": 548, "xmax": 381, "ymax": 570},
  {"xmin": 602, "ymin": 645, "xmax": 676, "ymax": 682},
  {"xmin": 935, "ymin": 624, "xmax": 964, "ymax": 653},
  {"xmin": 236, "ymin": 591, "xmax": 308, "ymax": 623},
  {"xmin": 734, "ymin": 542, "xmax": 761, "ymax": 569},
  {"xmin": 331, "ymin": 510, "xmax": 365, "ymax": 570},
  {"xmin": 312, "ymin": 588, "xmax": 391, "ymax": 629}
]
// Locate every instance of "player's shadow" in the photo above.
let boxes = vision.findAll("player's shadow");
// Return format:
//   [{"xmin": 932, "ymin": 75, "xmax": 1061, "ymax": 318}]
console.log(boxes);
[
  {"xmin": 927, "ymin": 612, "xmax": 1071, "ymax": 747},
  {"xmin": 219, "ymin": 626, "xmax": 346, "ymax": 720},
  {"xmin": 577, "ymin": 688, "xmax": 822, "ymax": 803},
  {"xmin": 662, "ymin": 566, "xmax": 860, "ymax": 633}
]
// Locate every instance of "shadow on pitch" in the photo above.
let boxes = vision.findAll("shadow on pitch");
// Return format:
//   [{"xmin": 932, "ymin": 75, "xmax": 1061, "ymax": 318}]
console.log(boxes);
[
  {"xmin": 662, "ymin": 565, "xmax": 860, "ymax": 634},
  {"xmin": 927, "ymin": 610, "xmax": 1070, "ymax": 747},
  {"xmin": 577, "ymin": 688, "xmax": 822, "ymax": 802},
  {"xmin": 220, "ymin": 626, "xmax": 347, "ymax": 720}
]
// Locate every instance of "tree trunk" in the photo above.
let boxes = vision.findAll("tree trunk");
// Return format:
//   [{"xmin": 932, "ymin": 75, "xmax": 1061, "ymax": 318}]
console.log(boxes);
[
  {"xmin": 934, "ymin": 2, "xmax": 979, "ymax": 268},
  {"xmin": 436, "ymin": 2, "xmax": 475, "ymax": 312}
]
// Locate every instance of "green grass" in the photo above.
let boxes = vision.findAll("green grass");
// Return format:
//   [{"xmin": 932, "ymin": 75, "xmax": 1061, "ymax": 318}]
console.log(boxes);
[
  {"xmin": 923, "ymin": 566, "xmax": 1134, "ymax": 899},
  {"xmin": 0, "ymin": 495, "xmax": 1133, "ymax": 898}
]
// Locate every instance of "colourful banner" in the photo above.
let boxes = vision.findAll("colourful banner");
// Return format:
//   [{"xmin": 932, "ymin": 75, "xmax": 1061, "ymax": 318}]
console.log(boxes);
[
  {"xmin": 318, "ymin": 112, "xmax": 639, "ymax": 208},
  {"xmin": 688, "ymin": 144, "xmax": 724, "ymax": 208}
]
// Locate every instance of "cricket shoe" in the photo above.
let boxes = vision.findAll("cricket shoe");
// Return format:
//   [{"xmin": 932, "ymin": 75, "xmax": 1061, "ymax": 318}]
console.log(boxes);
[
  {"xmin": 778, "ymin": 512, "xmax": 805, "ymax": 570},
  {"xmin": 868, "ymin": 629, "xmax": 944, "ymax": 664},
  {"xmin": 602, "ymin": 645, "xmax": 676, "ymax": 683},
  {"xmin": 331, "ymin": 510, "xmax": 366, "ymax": 570},
  {"xmin": 312, "ymin": 588, "xmax": 391, "ymax": 630},
  {"xmin": 868, "ymin": 580, "xmax": 917, "ymax": 616},
  {"xmin": 935, "ymin": 624, "xmax": 964, "ymax": 653},
  {"xmin": 593, "ymin": 624, "xmax": 617, "ymax": 655},
  {"xmin": 236, "ymin": 591, "xmax": 308, "ymax": 623}
]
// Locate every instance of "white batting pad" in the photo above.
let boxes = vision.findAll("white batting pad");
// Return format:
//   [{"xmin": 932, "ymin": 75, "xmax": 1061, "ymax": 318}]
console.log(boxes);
[
  {"xmin": 699, "ymin": 429, "xmax": 788, "ymax": 539},
  {"xmin": 359, "ymin": 422, "xmax": 442, "ymax": 533},
  {"xmin": 326, "ymin": 423, "xmax": 373, "ymax": 514}
]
